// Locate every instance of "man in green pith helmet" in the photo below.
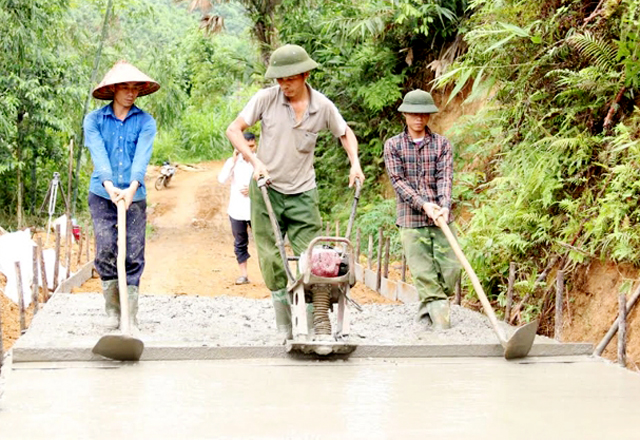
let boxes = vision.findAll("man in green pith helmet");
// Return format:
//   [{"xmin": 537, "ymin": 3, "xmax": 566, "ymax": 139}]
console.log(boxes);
[
  {"xmin": 226, "ymin": 44, "xmax": 365, "ymax": 341},
  {"xmin": 383, "ymin": 89, "xmax": 461, "ymax": 330}
]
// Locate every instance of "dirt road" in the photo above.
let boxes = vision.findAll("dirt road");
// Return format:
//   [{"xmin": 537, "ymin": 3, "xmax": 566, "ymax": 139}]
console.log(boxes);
[{"xmin": 125, "ymin": 162, "xmax": 388, "ymax": 303}]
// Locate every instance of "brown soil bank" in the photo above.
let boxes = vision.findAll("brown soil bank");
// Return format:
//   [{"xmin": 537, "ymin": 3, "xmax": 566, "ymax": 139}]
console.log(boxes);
[{"xmin": 562, "ymin": 261, "xmax": 640, "ymax": 369}]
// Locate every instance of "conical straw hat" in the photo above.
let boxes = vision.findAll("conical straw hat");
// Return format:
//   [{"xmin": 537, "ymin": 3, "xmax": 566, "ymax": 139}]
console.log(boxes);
[{"xmin": 92, "ymin": 60, "xmax": 160, "ymax": 100}]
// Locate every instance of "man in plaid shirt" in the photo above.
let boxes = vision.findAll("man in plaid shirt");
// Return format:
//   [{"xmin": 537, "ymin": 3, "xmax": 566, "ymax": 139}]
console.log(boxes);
[{"xmin": 383, "ymin": 89, "xmax": 461, "ymax": 329}]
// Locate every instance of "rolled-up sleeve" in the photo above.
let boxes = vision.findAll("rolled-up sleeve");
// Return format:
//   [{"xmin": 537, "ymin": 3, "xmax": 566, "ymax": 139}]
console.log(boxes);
[
  {"xmin": 239, "ymin": 91, "xmax": 265, "ymax": 127},
  {"xmin": 384, "ymin": 140, "xmax": 427, "ymax": 212},
  {"xmin": 130, "ymin": 114, "xmax": 156, "ymax": 187},
  {"xmin": 84, "ymin": 112, "xmax": 113, "ymax": 185}
]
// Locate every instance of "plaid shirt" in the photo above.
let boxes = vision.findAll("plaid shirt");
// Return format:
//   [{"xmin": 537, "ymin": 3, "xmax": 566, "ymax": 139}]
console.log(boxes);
[{"xmin": 383, "ymin": 127, "xmax": 454, "ymax": 228}]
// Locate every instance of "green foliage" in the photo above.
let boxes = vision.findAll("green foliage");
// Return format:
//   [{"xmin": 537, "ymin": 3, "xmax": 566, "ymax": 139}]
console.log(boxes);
[
  {"xmin": 0, "ymin": 0, "xmax": 85, "ymax": 224},
  {"xmin": 275, "ymin": 0, "xmax": 469, "ymax": 219},
  {"xmin": 354, "ymin": 197, "xmax": 402, "ymax": 258},
  {"xmin": 0, "ymin": 0, "xmax": 259, "ymax": 229},
  {"xmin": 148, "ymin": 24, "xmax": 261, "ymax": 164},
  {"xmin": 437, "ymin": 0, "xmax": 640, "ymax": 310}
]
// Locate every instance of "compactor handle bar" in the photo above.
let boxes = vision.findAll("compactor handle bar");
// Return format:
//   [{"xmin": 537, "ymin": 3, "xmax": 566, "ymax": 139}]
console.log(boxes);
[
  {"xmin": 345, "ymin": 178, "xmax": 362, "ymax": 239},
  {"xmin": 257, "ymin": 176, "xmax": 296, "ymax": 284}
]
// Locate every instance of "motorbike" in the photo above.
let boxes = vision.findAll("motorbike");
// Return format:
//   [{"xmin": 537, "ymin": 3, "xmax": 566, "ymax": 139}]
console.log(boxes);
[{"xmin": 155, "ymin": 162, "xmax": 177, "ymax": 190}]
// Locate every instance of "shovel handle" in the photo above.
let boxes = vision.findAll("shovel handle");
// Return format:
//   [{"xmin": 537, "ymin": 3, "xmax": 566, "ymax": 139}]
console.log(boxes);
[
  {"xmin": 434, "ymin": 216, "xmax": 508, "ymax": 344},
  {"xmin": 117, "ymin": 200, "xmax": 132, "ymax": 335}
]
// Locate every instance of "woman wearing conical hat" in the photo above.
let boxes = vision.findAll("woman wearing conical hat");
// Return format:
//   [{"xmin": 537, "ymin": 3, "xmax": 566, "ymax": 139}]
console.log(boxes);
[{"xmin": 84, "ymin": 60, "xmax": 160, "ymax": 330}]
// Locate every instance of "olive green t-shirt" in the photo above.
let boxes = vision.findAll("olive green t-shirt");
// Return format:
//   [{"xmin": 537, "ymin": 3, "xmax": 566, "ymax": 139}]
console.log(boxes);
[{"xmin": 239, "ymin": 85, "xmax": 348, "ymax": 194}]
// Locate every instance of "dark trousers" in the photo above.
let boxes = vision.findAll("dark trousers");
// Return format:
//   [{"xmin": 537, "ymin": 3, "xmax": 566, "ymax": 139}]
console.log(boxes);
[
  {"xmin": 230, "ymin": 216, "xmax": 251, "ymax": 264},
  {"xmin": 88, "ymin": 192, "xmax": 147, "ymax": 286}
]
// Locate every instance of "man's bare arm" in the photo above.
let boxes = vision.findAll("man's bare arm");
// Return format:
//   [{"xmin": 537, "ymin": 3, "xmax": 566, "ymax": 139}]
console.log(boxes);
[
  {"xmin": 225, "ymin": 116, "xmax": 268, "ymax": 181},
  {"xmin": 338, "ymin": 125, "xmax": 365, "ymax": 187}
]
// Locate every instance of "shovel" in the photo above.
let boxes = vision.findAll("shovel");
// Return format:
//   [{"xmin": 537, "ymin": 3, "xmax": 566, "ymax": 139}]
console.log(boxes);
[
  {"xmin": 92, "ymin": 199, "xmax": 144, "ymax": 361},
  {"xmin": 434, "ymin": 216, "xmax": 538, "ymax": 359}
]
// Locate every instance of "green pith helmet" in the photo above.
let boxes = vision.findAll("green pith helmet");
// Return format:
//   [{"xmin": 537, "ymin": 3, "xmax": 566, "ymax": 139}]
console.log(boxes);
[
  {"xmin": 398, "ymin": 89, "xmax": 439, "ymax": 114},
  {"xmin": 265, "ymin": 44, "xmax": 319, "ymax": 79}
]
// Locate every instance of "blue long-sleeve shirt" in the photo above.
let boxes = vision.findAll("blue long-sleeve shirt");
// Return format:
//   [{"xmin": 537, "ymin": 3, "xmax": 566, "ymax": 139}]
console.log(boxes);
[{"xmin": 84, "ymin": 103, "xmax": 156, "ymax": 202}]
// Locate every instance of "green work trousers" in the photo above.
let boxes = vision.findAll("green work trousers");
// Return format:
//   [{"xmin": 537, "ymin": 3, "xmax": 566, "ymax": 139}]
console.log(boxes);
[
  {"xmin": 249, "ymin": 181, "xmax": 322, "ymax": 291},
  {"xmin": 400, "ymin": 224, "xmax": 462, "ymax": 305}
]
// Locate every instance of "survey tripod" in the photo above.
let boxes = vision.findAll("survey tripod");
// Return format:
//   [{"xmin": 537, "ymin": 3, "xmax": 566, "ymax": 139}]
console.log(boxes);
[{"xmin": 39, "ymin": 172, "xmax": 68, "ymax": 245}]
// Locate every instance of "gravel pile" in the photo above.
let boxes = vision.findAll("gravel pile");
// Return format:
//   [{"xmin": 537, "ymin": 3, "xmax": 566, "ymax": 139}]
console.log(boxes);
[{"xmin": 17, "ymin": 293, "xmax": 553, "ymax": 348}]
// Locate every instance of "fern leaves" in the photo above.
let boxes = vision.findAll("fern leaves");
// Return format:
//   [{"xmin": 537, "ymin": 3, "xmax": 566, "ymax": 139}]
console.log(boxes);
[{"xmin": 568, "ymin": 32, "xmax": 618, "ymax": 70}]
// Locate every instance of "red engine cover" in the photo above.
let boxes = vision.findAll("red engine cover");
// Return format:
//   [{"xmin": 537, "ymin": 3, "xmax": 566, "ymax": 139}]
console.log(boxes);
[{"xmin": 309, "ymin": 248, "xmax": 342, "ymax": 277}]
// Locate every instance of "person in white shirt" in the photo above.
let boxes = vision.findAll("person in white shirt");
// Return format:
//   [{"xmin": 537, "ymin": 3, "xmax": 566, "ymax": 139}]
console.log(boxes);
[{"xmin": 217, "ymin": 132, "xmax": 256, "ymax": 284}]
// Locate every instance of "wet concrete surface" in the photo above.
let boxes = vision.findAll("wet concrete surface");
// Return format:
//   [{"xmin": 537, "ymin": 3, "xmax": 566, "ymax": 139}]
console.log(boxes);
[{"xmin": 1, "ymin": 357, "xmax": 639, "ymax": 439}]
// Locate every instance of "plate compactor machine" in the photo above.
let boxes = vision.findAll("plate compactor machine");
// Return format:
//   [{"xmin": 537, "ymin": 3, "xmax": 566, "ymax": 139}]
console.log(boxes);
[{"xmin": 258, "ymin": 177, "xmax": 362, "ymax": 356}]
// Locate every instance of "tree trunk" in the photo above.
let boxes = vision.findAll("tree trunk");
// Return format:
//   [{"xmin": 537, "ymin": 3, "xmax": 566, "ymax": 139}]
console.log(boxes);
[
  {"xmin": 246, "ymin": 0, "xmax": 281, "ymax": 65},
  {"xmin": 30, "ymin": 148, "xmax": 38, "ymax": 214},
  {"xmin": 16, "ymin": 114, "xmax": 24, "ymax": 228},
  {"xmin": 17, "ymin": 145, "xmax": 23, "ymax": 228}
]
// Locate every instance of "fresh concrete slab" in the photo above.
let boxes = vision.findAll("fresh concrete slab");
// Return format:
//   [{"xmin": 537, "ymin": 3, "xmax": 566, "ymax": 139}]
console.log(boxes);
[
  {"xmin": 1, "ymin": 357, "xmax": 638, "ymax": 439},
  {"xmin": 11, "ymin": 293, "xmax": 591, "ymax": 362},
  {"xmin": 12, "ymin": 341, "xmax": 593, "ymax": 362}
]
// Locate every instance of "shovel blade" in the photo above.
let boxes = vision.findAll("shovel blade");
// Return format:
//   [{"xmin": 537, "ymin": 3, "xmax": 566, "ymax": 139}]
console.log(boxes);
[
  {"xmin": 504, "ymin": 320, "xmax": 538, "ymax": 360},
  {"xmin": 92, "ymin": 334, "xmax": 144, "ymax": 361}
]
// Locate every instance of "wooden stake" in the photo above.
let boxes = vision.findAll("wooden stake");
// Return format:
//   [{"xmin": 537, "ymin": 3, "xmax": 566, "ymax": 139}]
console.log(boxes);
[
  {"xmin": 15, "ymin": 262, "xmax": 26, "ymax": 334},
  {"xmin": 65, "ymin": 216, "xmax": 73, "ymax": 279},
  {"xmin": 31, "ymin": 245, "xmax": 39, "ymax": 315},
  {"xmin": 36, "ymin": 236, "xmax": 50, "ymax": 302},
  {"xmin": 594, "ymin": 283, "xmax": 640, "ymax": 356},
  {"xmin": 510, "ymin": 256, "xmax": 559, "ymax": 323},
  {"xmin": 86, "ymin": 223, "xmax": 91, "ymax": 262},
  {"xmin": 77, "ymin": 230, "xmax": 84, "ymax": 266},
  {"xmin": 335, "ymin": 220, "xmax": 340, "ymax": 237},
  {"xmin": 454, "ymin": 276, "xmax": 461, "ymax": 306},
  {"xmin": 401, "ymin": 254, "xmax": 407, "ymax": 282},
  {"xmin": 505, "ymin": 262, "xmax": 515, "ymax": 322},
  {"xmin": 65, "ymin": 139, "xmax": 74, "ymax": 279},
  {"xmin": 367, "ymin": 235, "xmax": 373, "ymax": 270},
  {"xmin": 555, "ymin": 269, "xmax": 564, "ymax": 341},
  {"xmin": 383, "ymin": 237, "xmax": 390, "ymax": 278},
  {"xmin": 376, "ymin": 227, "xmax": 383, "ymax": 292},
  {"xmin": 618, "ymin": 292, "xmax": 627, "ymax": 367},
  {"xmin": 355, "ymin": 228, "xmax": 361, "ymax": 264},
  {"xmin": 0, "ymin": 298, "xmax": 4, "ymax": 371},
  {"xmin": 54, "ymin": 224, "xmax": 61, "ymax": 292},
  {"xmin": 325, "ymin": 222, "xmax": 330, "ymax": 236}
]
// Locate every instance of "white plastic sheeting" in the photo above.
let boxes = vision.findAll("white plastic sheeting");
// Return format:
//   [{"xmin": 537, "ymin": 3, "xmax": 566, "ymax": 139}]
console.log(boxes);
[{"xmin": 0, "ymin": 230, "xmax": 67, "ymax": 307}]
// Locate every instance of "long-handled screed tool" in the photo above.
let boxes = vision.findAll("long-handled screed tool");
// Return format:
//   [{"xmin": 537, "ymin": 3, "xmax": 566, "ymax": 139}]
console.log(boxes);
[
  {"xmin": 434, "ymin": 216, "xmax": 538, "ymax": 360},
  {"xmin": 258, "ymin": 177, "xmax": 362, "ymax": 356},
  {"xmin": 92, "ymin": 200, "xmax": 144, "ymax": 361}
]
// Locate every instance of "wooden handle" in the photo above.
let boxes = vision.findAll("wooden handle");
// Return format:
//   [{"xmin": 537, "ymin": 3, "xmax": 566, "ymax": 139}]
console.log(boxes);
[
  {"xmin": 435, "ymin": 216, "xmax": 507, "ymax": 343},
  {"xmin": 117, "ymin": 200, "xmax": 131, "ymax": 334}
]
